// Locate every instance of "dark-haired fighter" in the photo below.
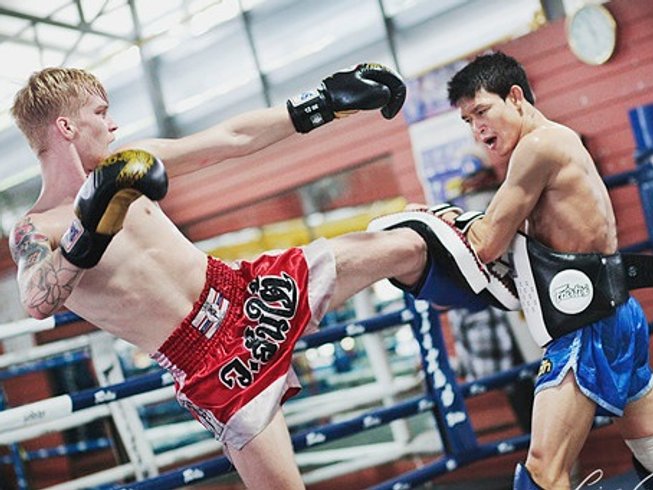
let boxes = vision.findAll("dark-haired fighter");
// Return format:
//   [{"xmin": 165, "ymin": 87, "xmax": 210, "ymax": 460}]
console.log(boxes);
[
  {"xmin": 442, "ymin": 52, "xmax": 653, "ymax": 489},
  {"xmin": 8, "ymin": 63, "xmax": 428, "ymax": 489},
  {"xmin": 368, "ymin": 51, "xmax": 653, "ymax": 490}
]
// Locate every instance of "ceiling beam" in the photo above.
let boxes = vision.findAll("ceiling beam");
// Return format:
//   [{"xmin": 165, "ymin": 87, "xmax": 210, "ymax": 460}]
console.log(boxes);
[
  {"xmin": 0, "ymin": 32, "xmax": 70, "ymax": 53},
  {"xmin": 239, "ymin": 0, "xmax": 271, "ymax": 107},
  {"xmin": 0, "ymin": 6, "xmax": 134, "ymax": 42},
  {"xmin": 127, "ymin": 0, "xmax": 179, "ymax": 138}
]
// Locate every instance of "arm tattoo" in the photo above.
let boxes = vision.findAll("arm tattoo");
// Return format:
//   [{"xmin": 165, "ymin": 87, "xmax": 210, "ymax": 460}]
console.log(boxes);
[
  {"xmin": 10, "ymin": 217, "xmax": 82, "ymax": 316},
  {"xmin": 10, "ymin": 217, "xmax": 49, "ymax": 265}
]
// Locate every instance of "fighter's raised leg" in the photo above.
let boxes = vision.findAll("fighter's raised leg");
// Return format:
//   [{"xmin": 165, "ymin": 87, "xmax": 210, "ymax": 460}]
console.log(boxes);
[
  {"xmin": 367, "ymin": 206, "xmax": 520, "ymax": 311},
  {"xmin": 327, "ymin": 228, "xmax": 427, "ymax": 309}
]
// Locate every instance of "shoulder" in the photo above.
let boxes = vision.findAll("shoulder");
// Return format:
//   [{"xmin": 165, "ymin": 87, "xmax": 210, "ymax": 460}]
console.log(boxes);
[
  {"xmin": 8, "ymin": 213, "xmax": 51, "ymax": 263},
  {"xmin": 10, "ymin": 204, "xmax": 71, "ymax": 248},
  {"xmin": 115, "ymin": 139, "xmax": 171, "ymax": 160},
  {"xmin": 10, "ymin": 211, "xmax": 50, "ymax": 242},
  {"xmin": 510, "ymin": 125, "xmax": 580, "ymax": 178},
  {"xmin": 516, "ymin": 124, "xmax": 580, "ymax": 162}
]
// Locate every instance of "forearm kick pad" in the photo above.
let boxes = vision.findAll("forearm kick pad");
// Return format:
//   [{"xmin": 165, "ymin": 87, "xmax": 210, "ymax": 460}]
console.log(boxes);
[
  {"xmin": 367, "ymin": 210, "xmax": 520, "ymax": 311},
  {"xmin": 510, "ymin": 232, "xmax": 630, "ymax": 347}
]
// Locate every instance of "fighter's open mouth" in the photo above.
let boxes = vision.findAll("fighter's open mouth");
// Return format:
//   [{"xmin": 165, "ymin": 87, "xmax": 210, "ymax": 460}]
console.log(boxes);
[{"xmin": 483, "ymin": 136, "xmax": 497, "ymax": 150}]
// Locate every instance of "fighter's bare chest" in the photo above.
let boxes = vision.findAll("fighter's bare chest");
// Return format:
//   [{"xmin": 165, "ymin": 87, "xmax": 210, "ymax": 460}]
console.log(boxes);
[{"xmin": 44, "ymin": 197, "xmax": 159, "ymax": 249}]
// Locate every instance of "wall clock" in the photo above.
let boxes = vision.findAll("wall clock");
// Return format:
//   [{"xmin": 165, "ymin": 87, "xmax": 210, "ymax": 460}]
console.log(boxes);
[{"xmin": 566, "ymin": 3, "xmax": 617, "ymax": 65}]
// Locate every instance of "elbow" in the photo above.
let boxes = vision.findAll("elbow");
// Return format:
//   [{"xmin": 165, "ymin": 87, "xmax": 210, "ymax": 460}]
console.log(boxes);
[
  {"xmin": 230, "ymin": 132, "xmax": 257, "ymax": 157},
  {"xmin": 21, "ymin": 296, "xmax": 55, "ymax": 320},
  {"xmin": 476, "ymin": 246, "xmax": 494, "ymax": 265},
  {"xmin": 467, "ymin": 221, "xmax": 509, "ymax": 264},
  {"xmin": 476, "ymin": 243, "xmax": 507, "ymax": 264},
  {"xmin": 473, "ymin": 239, "xmax": 502, "ymax": 264},
  {"xmin": 468, "ymin": 228, "xmax": 499, "ymax": 264},
  {"xmin": 28, "ymin": 308, "xmax": 51, "ymax": 321}
]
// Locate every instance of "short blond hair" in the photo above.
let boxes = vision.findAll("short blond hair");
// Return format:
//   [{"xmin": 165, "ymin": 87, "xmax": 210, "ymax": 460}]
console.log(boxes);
[{"xmin": 11, "ymin": 67, "xmax": 108, "ymax": 153}]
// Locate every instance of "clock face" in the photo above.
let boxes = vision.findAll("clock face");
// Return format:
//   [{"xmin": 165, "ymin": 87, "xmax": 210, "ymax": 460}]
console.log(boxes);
[{"xmin": 567, "ymin": 4, "xmax": 617, "ymax": 65}]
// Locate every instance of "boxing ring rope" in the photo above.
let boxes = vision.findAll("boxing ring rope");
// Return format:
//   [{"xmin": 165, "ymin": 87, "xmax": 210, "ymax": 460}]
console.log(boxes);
[
  {"xmin": 3, "ymin": 157, "xmax": 653, "ymax": 488},
  {"xmin": 0, "ymin": 332, "xmax": 96, "ymax": 489},
  {"xmin": 0, "ymin": 350, "xmax": 89, "ymax": 382},
  {"xmin": 0, "ymin": 334, "xmax": 93, "ymax": 370},
  {"xmin": 0, "ymin": 333, "xmax": 417, "ymax": 485},
  {"xmin": 0, "ymin": 386, "xmax": 176, "ymax": 446},
  {"xmin": 284, "ymin": 374, "xmax": 420, "ymax": 427},
  {"xmin": 603, "ymin": 159, "xmax": 653, "ymax": 253},
  {"xmin": 0, "ymin": 370, "xmax": 173, "ymax": 433},
  {"xmin": 0, "ymin": 311, "xmax": 80, "ymax": 341},
  {"xmin": 40, "ymin": 439, "xmax": 223, "ymax": 490},
  {"xmin": 0, "ymin": 438, "xmax": 112, "ymax": 465}
]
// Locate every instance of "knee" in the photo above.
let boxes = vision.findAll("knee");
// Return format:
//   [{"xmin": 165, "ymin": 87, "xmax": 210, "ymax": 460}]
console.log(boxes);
[
  {"xmin": 523, "ymin": 457, "xmax": 549, "ymax": 488},
  {"xmin": 378, "ymin": 227, "xmax": 427, "ymax": 275},
  {"xmin": 391, "ymin": 227, "xmax": 426, "ymax": 258}
]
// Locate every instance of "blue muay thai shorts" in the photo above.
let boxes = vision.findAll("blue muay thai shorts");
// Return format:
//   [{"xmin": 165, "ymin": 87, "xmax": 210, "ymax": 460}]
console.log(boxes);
[{"xmin": 535, "ymin": 296, "xmax": 653, "ymax": 416}]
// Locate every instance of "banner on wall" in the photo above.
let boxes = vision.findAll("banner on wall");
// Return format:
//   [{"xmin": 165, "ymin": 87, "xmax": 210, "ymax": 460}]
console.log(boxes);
[
  {"xmin": 403, "ymin": 58, "xmax": 485, "ymax": 205},
  {"xmin": 408, "ymin": 109, "xmax": 477, "ymax": 205},
  {"xmin": 402, "ymin": 60, "xmax": 467, "ymax": 125}
]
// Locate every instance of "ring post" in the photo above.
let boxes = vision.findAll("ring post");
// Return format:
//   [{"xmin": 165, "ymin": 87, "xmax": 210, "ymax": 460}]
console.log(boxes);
[
  {"xmin": 353, "ymin": 288, "xmax": 411, "ymax": 445},
  {"xmin": 405, "ymin": 295, "xmax": 478, "ymax": 455},
  {"xmin": 629, "ymin": 104, "xmax": 653, "ymax": 247},
  {"xmin": 88, "ymin": 333, "xmax": 158, "ymax": 481}
]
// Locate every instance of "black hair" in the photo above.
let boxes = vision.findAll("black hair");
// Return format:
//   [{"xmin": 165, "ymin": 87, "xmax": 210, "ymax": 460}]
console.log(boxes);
[{"xmin": 447, "ymin": 51, "xmax": 535, "ymax": 106}]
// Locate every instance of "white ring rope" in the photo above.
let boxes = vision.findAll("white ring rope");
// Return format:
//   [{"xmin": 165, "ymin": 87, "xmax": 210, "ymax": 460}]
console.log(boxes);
[
  {"xmin": 0, "ymin": 316, "xmax": 56, "ymax": 341},
  {"xmin": 40, "ymin": 438, "xmax": 222, "ymax": 490},
  {"xmin": 0, "ymin": 386, "xmax": 175, "ymax": 445},
  {"xmin": 0, "ymin": 373, "xmax": 173, "ymax": 434},
  {"xmin": 0, "ymin": 334, "xmax": 93, "ymax": 370},
  {"xmin": 0, "ymin": 405, "xmax": 111, "ymax": 445}
]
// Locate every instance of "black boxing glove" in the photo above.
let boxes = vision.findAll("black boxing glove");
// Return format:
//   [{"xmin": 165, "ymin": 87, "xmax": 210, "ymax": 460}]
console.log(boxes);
[
  {"xmin": 287, "ymin": 62, "xmax": 406, "ymax": 133},
  {"xmin": 60, "ymin": 149, "xmax": 168, "ymax": 268}
]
